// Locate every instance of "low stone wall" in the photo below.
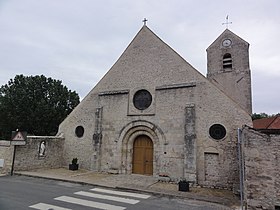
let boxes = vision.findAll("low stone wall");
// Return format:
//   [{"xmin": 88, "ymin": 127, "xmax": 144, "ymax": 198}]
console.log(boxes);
[
  {"xmin": 14, "ymin": 136, "xmax": 65, "ymax": 171},
  {"xmin": 0, "ymin": 141, "xmax": 14, "ymax": 174},
  {"xmin": 242, "ymin": 126, "xmax": 280, "ymax": 209},
  {"xmin": 0, "ymin": 136, "xmax": 65, "ymax": 174}
]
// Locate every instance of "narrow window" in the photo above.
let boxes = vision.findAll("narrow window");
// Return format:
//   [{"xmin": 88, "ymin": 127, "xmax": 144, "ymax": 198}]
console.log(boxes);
[{"xmin": 223, "ymin": 53, "xmax": 232, "ymax": 70}]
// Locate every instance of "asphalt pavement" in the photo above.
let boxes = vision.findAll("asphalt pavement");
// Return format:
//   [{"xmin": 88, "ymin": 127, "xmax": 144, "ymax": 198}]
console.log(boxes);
[{"xmin": 11, "ymin": 168, "xmax": 240, "ymax": 209}]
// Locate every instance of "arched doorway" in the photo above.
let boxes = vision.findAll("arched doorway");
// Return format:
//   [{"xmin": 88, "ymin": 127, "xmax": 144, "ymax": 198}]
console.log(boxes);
[{"xmin": 132, "ymin": 135, "xmax": 153, "ymax": 175}]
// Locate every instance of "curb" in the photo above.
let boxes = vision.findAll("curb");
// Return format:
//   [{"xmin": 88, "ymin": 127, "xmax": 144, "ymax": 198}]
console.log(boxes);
[
  {"xmin": 114, "ymin": 185, "xmax": 233, "ymax": 207},
  {"xmin": 13, "ymin": 172, "xmax": 235, "ymax": 209}
]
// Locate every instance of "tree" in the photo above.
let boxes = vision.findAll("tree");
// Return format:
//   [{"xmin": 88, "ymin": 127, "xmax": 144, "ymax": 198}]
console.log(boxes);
[
  {"xmin": 251, "ymin": 112, "xmax": 280, "ymax": 120},
  {"xmin": 251, "ymin": 113, "xmax": 269, "ymax": 120},
  {"xmin": 0, "ymin": 75, "xmax": 80, "ymax": 139}
]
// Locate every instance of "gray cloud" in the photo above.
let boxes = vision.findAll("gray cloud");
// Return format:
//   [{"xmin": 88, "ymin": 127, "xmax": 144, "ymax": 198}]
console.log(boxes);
[{"xmin": 0, "ymin": 0, "xmax": 279, "ymax": 114}]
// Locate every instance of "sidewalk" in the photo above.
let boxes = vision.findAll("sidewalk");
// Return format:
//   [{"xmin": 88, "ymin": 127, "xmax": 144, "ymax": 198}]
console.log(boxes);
[{"xmin": 14, "ymin": 168, "xmax": 240, "ymax": 209}]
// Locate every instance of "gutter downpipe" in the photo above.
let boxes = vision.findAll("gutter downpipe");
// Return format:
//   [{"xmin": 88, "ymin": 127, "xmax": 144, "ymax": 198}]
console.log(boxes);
[{"xmin": 238, "ymin": 128, "xmax": 244, "ymax": 210}]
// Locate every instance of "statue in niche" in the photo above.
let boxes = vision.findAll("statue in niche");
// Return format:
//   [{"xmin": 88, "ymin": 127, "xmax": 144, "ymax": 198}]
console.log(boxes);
[{"xmin": 39, "ymin": 141, "xmax": 46, "ymax": 157}]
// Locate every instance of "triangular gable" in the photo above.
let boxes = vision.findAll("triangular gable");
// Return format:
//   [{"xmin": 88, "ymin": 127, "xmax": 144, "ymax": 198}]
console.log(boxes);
[
  {"xmin": 63, "ymin": 25, "xmax": 251, "ymax": 121},
  {"xmin": 207, "ymin": 29, "xmax": 249, "ymax": 51},
  {"xmin": 91, "ymin": 25, "xmax": 208, "ymax": 93}
]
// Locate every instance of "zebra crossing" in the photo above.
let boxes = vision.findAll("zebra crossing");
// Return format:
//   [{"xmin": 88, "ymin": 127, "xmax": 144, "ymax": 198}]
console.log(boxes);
[{"xmin": 29, "ymin": 187, "xmax": 151, "ymax": 210}]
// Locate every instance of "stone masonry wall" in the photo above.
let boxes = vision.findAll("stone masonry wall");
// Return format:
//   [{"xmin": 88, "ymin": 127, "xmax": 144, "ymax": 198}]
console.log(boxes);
[
  {"xmin": 0, "ymin": 136, "xmax": 65, "ymax": 174},
  {"xmin": 14, "ymin": 136, "xmax": 65, "ymax": 171},
  {"xmin": 207, "ymin": 29, "xmax": 252, "ymax": 114},
  {"xmin": 243, "ymin": 127, "xmax": 280, "ymax": 209},
  {"xmin": 0, "ymin": 141, "xmax": 14, "ymax": 174}
]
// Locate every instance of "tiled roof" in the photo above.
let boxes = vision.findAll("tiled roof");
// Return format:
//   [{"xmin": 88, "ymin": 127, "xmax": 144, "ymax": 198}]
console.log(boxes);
[{"xmin": 253, "ymin": 115, "xmax": 280, "ymax": 129}]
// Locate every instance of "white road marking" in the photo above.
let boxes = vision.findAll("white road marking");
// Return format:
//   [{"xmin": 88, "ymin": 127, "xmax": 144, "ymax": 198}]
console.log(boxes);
[
  {"xmin": 54, "ymin": 196, "xmax": 126, "ymax": 210},
  {"xmin": 75, "ymin": 191, "xmax": 139, "ymax": 204},
  {"xmin": 90, "ymin": 188, "xmax": 151, "ymax": 199},
  {"xmin": 29, "ymin": 202, "xmax": 72, "ymax": 210}
]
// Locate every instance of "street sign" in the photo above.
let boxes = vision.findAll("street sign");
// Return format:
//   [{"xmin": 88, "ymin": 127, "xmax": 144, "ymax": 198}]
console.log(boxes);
[
  {"xmin": 11, "ymin": 131, "xmax": 27, "ymax": 145},
  {"xmin": 12, "ymin": 132, "xmax": 24, "ymax": 140}
]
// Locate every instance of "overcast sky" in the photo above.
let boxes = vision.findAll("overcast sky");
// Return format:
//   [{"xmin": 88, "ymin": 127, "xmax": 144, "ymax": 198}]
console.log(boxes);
[{"xmin": 0, "ymin": 0, "xmax": 279, "ymax": 114}]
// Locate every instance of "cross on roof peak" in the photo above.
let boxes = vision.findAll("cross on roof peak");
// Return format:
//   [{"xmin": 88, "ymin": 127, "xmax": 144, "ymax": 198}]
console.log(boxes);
[
  {"xmin": 222, "ymin": 15, "xmax": 232, "ymax": 29},
  {"xmin": 142, "ymin": 18, "xmax": 148, "ymax": 26}
]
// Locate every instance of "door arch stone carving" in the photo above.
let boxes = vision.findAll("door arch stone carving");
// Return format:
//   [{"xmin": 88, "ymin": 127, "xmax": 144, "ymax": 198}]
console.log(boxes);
[{"xmin": 118, "ymin": 120, "xmax": 165, "ymax": 175}]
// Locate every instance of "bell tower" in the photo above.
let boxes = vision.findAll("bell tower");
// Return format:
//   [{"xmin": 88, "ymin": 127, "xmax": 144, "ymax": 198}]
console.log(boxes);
[{"xmin": 206, "ymin": 29, "xmax": 252, "ymax": 114}]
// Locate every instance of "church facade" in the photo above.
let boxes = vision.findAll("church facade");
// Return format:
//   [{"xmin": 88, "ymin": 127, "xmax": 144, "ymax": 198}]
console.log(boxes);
[{"xmin": 58, "ymin": 26, "xmax": 252, "ymax": 190}]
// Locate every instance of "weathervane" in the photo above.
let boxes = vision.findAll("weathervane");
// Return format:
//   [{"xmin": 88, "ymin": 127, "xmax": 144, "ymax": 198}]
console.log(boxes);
[
  {"xmin": 222, "ymin": 15, "xmax": 232, "ymax": 29},
  {"xmin": 142, "ymin": 18, "xmax": 148, "ymax": 26}
]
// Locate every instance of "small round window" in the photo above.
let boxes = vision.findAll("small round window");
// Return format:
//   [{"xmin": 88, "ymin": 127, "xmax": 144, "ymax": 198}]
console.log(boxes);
[
  {"xmin": 75, "ymin": 126, "xmax": 84, "ymax": 138},
  {"xmin": 133, "ymin": 89, "xmax": 152, "ymax": 110},
  {"xmin": 209, "ymin": 124, "xmax": 226, "ymax": 140}
]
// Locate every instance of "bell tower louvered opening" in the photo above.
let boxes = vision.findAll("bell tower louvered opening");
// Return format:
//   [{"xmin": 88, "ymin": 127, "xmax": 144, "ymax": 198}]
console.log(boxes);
[{"xmin": 223, "ymin": 53, "xmax": 232, "ymax": 70}]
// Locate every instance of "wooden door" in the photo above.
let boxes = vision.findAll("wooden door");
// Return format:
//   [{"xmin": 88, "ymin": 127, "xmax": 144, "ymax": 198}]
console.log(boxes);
[{"xmin": 132, "ymin": 135, "xmax": 153, "ymax": 175}]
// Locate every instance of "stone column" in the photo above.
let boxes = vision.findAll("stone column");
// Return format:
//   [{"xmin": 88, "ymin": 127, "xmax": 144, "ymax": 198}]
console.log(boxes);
[
  {"xmin": 184, "ymin": 104, "xmax": 196, "ymax": 183},
  {"xmin": 92, "ymin": 107, "xmax": 103, "ymax": 171}
]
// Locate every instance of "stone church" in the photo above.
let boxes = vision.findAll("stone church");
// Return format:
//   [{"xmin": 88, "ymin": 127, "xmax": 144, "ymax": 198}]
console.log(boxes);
[{"xmin": 58, "ymin": 25, "xmax": 252, "ymax": 190}]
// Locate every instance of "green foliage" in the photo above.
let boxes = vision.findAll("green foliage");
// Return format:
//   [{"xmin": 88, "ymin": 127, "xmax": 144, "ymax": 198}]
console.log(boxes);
[
  {"xmin": 251, "ymin": 113, "xmax": 269, "ymax": 120},
  {"xmin": 72, "ymin": 158, "xmax": 78, "ymax": 165},
  {"xmin": 0, "ymin": 75, "xmax": 80, "ymax": 139},
  {"xmin": 251, "ymin": 112, "xmax": 280, "ymax": 120}
]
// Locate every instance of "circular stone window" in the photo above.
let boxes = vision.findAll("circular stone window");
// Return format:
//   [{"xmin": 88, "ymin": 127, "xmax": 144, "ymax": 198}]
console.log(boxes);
[
  {"xmin": 209, "ymin": 124, "xmax": 226, "ymax": 140},
  {"xmin": 75, "ymin": 126, "xmax": 84, "ymax": 138},
  {"xmin": 133, "ymin": 89, "xmax": 152, "ymax": 110}
]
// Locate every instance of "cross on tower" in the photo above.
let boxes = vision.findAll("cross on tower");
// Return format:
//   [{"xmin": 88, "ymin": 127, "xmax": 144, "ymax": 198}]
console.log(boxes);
[
  {"xmin": 222, "ymin": 15, "xmax": 232, "ymax": 29},
  {"xmin": 142, "ymin": 18, "xmax": 148, "ymax": 25}
]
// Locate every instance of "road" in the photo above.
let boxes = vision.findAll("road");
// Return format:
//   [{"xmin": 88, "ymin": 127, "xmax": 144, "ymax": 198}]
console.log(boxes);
[{"xmin": 0, "ymin": 175, "xmax": 228, "ymax": 210}]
